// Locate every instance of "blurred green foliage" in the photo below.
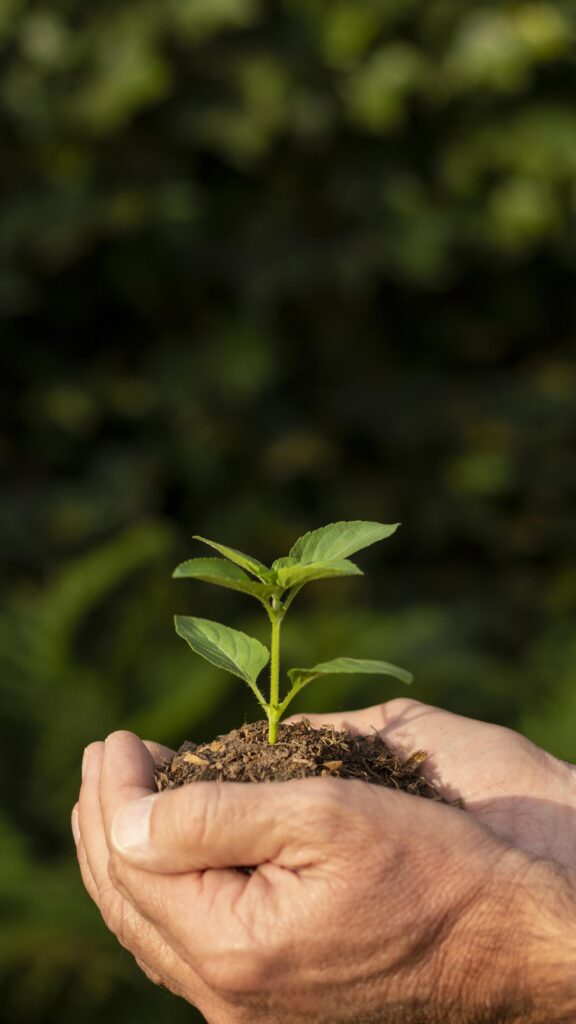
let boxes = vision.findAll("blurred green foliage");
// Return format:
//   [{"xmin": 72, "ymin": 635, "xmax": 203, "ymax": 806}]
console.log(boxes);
[{"xmin": 1, "ymin": 0, "xmax": 576, "ymax": 1021}]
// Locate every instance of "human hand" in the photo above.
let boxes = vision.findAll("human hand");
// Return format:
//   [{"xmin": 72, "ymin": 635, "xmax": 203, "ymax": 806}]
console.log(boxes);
[
  {"xmin": 288, "ymin": 698, "xmax": 576, "ymax": 870},
  {"xmin": 73, "ymin": 721, "xmax": 576, "ymax": 1024}
]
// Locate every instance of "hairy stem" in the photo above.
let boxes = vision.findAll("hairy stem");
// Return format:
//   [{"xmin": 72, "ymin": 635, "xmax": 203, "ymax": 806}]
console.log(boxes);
[{"xmin": 268, "ymin": 600, "xmax": 283, "ymax": 743}]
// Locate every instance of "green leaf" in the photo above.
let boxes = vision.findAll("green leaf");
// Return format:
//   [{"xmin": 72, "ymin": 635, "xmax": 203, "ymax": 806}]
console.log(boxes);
[
  {"xmin": 175, "ymin": 615, "xmax": 270, "ymax": 690},
  {"xmin": 289, "ymin": 521, "xmax": 400, "ymax": 564},
  {"xmin": 271, "ymin": 556, "xmax": 299, "ymax": 572},
  {"xmin": 287, "ymin": 656, "xmax": 413, "ymax": 691},
  {"xmin": 193, "ymin": 535, "xmax": 270, "ymax": 580},
  {"xmin": 275, "ymin": 558, "xmax": 363, "ymax": 589},
  {"xmin": 172, "ymin": 557, "xmax": 272, "ymax": 599}
]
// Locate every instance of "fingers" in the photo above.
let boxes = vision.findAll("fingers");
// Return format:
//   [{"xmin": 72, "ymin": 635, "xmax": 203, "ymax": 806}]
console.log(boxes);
[
  {"xmin": 75, "ymin": 737, "xmax": 210, "ymax": 1004},
  {"xmin": 102, "ymin": 729, "xmax": 368, "ymax": 873},
  {"xmin": 109, "ymin": 774, "xmax": 313, "ymax": 873},
  {"xmin": 143, "ymin": 740, "xmax": 176, "ymax": 764},
  {"xmin": 98, "ymin": 731, "xmax": 158, "ymax": 841},
  {"xmin": 89, "ymin": 715, "xmax": 452, "ymax": 885},
  {"xmin": 372, "ymin": 699, "xmax": 538, "ymax": 796},
  {"xmin": 290, "ymin": 700, "xmax": 554, "ymax": 805},
  {"xmin": 287, "ymin": 699, "xmax": 467, "ymax": 752},
  {"xmin": 78, "ymin": 742, "xmax": 112, "ymax": 893},
  {"xmin": 286, "ymin": 701, "xmax": 450, "ymax": 741},
  {"xmin": 71, "ymin": 804, "xmax": 81, "ymax": 846},
  {"xmin": 96, "ymin": 733, "xmax": 264, "ymax": 975},
  {"xmin": 72, "ymin": 802, "xmax": 100, "ymax": 906},
  {"xmin": 287, "ymin": 699, "xmax": 497, "ymax": 778}
]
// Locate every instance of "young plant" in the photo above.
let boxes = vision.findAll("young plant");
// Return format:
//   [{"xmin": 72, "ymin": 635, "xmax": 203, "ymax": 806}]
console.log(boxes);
[{"xmin": 173, "ymin": 520, "xmax": 412, "ymax": 744}]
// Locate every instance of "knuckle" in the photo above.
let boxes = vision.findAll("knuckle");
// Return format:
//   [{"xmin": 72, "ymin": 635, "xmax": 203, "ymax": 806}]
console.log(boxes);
[
  {"xmin": 107, "ymin": 850, "xmax": 136, "ymax": 902},
  {"xmin": 98, "ymin": 880, "xmax": 128, "ymax": 940},
  {"xmin": 107, "ymin": 852, "xmax": 166, "ymax": 922},
  {"xmin": 293, "ymin": 777, "xmax": 385, "ymax": 855},
  {"xmin": 114, "ymin": 899, "xmax": 134, "ymax": 952},
  {"xmin": 165, "ymin": 782, "xmax": 224, "ymax": 851},
  {"xmin": 134, "ymin": 956, "xmax": 164, "ymax": 987},
  {"xmin": 383, "ymin": 696, "xmax": 420, "ymax": 719},
  {"xmin": 199, "ymin": 945, "xmax": 277, "ymax": 999},
  {"xmin": 106, "ymin": 850, "xmax": 124, "ymax": 888},
  {"xmin": 280, "ymin": 777, "xmax": 361, "ymax": 850},
  {"xmin": 134, "ymin": 958, "xmax": 187, "ymax": 1002},
  {"xmin": 306, "ymin": 776, "xmax": 352, "ymax": 821},
  {"xmin": 99, "ymin": 880, "xmax": 146, "ymax": 958}
]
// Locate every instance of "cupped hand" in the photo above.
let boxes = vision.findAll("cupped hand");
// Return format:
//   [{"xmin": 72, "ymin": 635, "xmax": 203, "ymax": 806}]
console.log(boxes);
[
  {"xmin": 287, "ymin": 698, "xmax": 576, "ymax": 870},
  {"xmin": 72, "ymin": 708, "xmax": 576, "ymax": 1024}
]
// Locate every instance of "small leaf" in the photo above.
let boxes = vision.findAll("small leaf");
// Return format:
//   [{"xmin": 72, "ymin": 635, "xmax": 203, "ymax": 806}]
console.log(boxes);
[
  {"xmin": 275, "ymin": 558, "xmax": 363, "ymax": 589},
  {"xmin": 175, "ymin": 615, "xmax": 270, "ymax": 688},
  {"xmin": 288, "ymin": 656, "xmax": 413, "ymax": 691},
  {"xmin": 173, "ymin": 558, "xmax": 272, "ymax": 599},
  {"xmin": 289, "ymin": 521, "xmax": 400, "ymax": 564},
  {"xmin": 260, "ymin": 555, "xmax": 298, "ymax": 587},
  {"xmin": 193, "ymin": 535, "xmax": 270, "ymax": 581},
  {"xmin": 271, "ymin": 556, "xmax": 299, "ymax": 571}
]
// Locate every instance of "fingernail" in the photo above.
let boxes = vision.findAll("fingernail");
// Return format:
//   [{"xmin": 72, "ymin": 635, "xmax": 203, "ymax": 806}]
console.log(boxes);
[
  {"xmin": 72, "ymin": 807, "xmax": 81, "ymax": 846},
  {"xmin": 112, "ymin": 795, "xmax": 158, "ymax": 854},
  {"xmin": 82, "ymin": 747, "xmax": 89, "ymax": 780}
]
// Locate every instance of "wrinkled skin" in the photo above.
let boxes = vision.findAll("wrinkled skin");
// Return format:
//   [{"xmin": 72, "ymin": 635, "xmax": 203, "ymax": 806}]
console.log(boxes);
[{"xmin": 72, "ymin": 699, "xmax": 576, "ymax": 1023}]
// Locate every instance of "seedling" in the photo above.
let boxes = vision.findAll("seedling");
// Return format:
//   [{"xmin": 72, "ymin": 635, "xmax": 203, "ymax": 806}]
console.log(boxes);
[{"xmin": 173, "ymin": 520, "xmax": 412, "ymax": 744}]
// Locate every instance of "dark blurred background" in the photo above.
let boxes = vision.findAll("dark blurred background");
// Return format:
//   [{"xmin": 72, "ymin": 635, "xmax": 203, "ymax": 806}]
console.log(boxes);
[{"xmin": 2, "ymin": 1, "xmax": 576, "ymax": 1021}]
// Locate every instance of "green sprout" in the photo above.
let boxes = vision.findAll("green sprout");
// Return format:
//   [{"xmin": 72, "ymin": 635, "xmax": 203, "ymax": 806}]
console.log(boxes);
[{"xmin": 173, "ymin": 520, "xmax": 412, "ymax": 744}]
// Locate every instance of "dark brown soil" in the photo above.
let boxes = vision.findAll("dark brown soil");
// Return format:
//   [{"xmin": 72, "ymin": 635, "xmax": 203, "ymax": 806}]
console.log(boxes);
[{"xmin": 154, "ymin": 719, "xmax": 447, "ymax": 801}]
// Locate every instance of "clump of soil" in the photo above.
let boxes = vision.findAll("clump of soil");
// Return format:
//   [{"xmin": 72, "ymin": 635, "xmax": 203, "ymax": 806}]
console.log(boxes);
[{"xmin": 154, "ymin": 719, "xmax": 446, "ymax": 801}]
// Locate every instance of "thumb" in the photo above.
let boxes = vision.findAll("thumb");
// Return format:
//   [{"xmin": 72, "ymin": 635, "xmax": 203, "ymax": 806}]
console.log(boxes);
[{"xmin": 110, "ymin": 776, "xmax": 325, "ymax": 873}]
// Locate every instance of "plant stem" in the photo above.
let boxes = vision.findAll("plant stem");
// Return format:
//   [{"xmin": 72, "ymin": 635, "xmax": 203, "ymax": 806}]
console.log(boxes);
[{"xmin": 268, "ymin": 600, "xmax": 283, "ymax": 744}]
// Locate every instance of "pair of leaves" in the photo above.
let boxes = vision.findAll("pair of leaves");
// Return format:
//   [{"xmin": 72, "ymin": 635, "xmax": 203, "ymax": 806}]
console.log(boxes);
[
  {"xmin": 175, "ymin": 616, "xmax": 412, "ymax": 709},
  {"xmin": 173, "ymin": 535, "xmax": 273, "ymax": 601},
  {"xmin": 269, "ymin": 520, "xmax": 400, "ymax": 587},
  {"xmin": 174, "ymin": 521, "xmax": 399, "ymax": 599},
  {"xmin": 189, "ymin": 536, "xmax": 269, "ymax": 580}
]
